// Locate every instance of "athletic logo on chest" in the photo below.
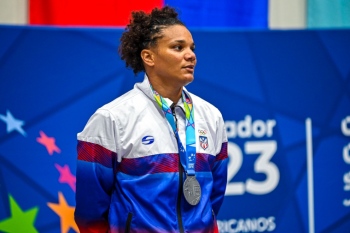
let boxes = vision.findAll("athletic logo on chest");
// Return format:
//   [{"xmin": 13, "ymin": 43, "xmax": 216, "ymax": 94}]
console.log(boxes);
[{"xmin": 142, "ymin": 135, "xmax": 154, "ymax": 145}]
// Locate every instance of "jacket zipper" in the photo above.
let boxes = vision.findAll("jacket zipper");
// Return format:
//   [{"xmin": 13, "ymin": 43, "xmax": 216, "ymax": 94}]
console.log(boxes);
[
  {"xmin": 177, "ymin": 161, "xmax": 185, "ymax": 233},
  {"xmin": 125, "ymin": 212, "xmax": 133, "ymax": 233},
  {"xmin": 172, "ymin": 104, "xmax": 185, "ymax": 233}
]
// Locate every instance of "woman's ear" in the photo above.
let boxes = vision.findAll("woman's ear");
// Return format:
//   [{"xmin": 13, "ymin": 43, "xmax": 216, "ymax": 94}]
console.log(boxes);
[{"xmin": 141, "ymin": 49, "xmax": 155, "ymax": 67}]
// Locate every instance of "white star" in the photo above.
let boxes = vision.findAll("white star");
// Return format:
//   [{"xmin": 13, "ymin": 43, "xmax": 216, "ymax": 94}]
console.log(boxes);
[{"xmin": 0, "ymin": 110, "xmax": 27, "ymax": 136}]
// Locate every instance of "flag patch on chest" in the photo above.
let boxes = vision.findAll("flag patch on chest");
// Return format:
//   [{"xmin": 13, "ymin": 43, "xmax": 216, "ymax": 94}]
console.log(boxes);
[{"xmin": 199, "ymin": 136, "xmax": 208, "ymax": 150}]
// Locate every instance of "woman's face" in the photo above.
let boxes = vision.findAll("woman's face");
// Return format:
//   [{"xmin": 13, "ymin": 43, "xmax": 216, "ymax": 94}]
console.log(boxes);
[{"xmin": 151, "ymin": 24, "xmax": 196, "ymax": 88}]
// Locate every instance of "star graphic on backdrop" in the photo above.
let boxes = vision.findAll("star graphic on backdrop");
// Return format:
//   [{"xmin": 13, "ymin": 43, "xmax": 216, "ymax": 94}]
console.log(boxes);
[
  {"xmin": 55, "ymin": 164, "xmax": 76, "ymax": 192},
  {"xmin": 47, "ymin": 192, "xmax": 78, "ymax": 233},
  {"xmin": 36, "ymin": 131, "xmax": 61, "ymax": 155},
  {"xmin": 0, "ymin": 110, "xmax": 27, "ymax": 136},
  {"xmin": 0, "ymin": 195, "xmax": 39, "ymax": 233}
]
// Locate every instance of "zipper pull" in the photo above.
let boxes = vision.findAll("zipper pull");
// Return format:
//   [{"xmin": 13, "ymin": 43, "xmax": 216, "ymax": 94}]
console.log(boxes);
[{"xmin": 170, "ymin": 103, "xmax": 178, "ymax": 131}]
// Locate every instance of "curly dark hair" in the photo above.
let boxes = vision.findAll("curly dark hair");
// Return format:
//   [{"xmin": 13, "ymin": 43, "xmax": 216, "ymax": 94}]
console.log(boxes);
[{"xmin": 118, "ymin": 6, "xmax": 185, "ymax": 75}]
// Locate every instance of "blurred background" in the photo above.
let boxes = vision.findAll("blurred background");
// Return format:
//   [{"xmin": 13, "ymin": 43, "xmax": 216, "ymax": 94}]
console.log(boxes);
[
  {"xmin": 0, "ymin": 0, "xmax": 350, "ymax": 233},
  {"xmin": 1, "ymin": 0, "xmax": 350, "ymax": 29}
]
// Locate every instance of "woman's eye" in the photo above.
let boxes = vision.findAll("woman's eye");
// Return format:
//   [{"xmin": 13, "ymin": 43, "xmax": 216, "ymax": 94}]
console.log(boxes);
[{"xmin": 174, "ymin": 45, "xmax": 183, "ymax": 51}]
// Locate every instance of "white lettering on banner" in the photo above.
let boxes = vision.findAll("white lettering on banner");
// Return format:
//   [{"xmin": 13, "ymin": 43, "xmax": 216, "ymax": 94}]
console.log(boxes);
[
  {"xmin": 344, "ymin": 171, "xmax": 350, "ymax": 207},
  {"xmin": 342, "ymin": 116, "xmax": 350, "ymax": 207},
  {"xmin": 218, "ymin": 216, "xmax": 276, "ymax": 233},
  {"xmin": 344, "ymin": 199, "xmax": 350, "ymax": 207},
  {"xmin": 341, "ymin": 116, "xmax": 350, "ymax": 136},
  {"xmin": 225, "ymin": 115, "xmax": 276, "ymax": 139},
  {"xmin": 225, "ymin": 141, "xmax": 279, "ymax": 195},
  {"xmin": 225, "ymin": 116, "xmax": 279, "ymax": 196},
  {"xmin": 226, "ymin": 142, "xmax": 244, "ymax": 195},
  {"xmin": 344, "ymin": 171, "xmax": 350, "ymax": 191},
  {"xmin": 343, "ymin": 143, "xmax": 350, "ymax": 164},
  {"xmin": 245, "ymin": 141, "xmax": 279, "ymax": 194}
]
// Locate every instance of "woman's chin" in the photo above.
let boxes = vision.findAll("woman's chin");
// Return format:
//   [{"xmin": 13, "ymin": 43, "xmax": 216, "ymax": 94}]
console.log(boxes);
[{"xmin": 182, "ymin": 75, "xmax": 194, "ymax": 86}]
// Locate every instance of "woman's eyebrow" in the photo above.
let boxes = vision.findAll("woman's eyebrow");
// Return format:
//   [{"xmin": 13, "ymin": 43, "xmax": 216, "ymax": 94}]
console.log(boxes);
[
  {"xmin": 173, "ymin": 39, "xmax": 186, "ymax": 43},
  {"xmin": 172, "ymin": 40, "xmax": 195, "ymax": 46}
]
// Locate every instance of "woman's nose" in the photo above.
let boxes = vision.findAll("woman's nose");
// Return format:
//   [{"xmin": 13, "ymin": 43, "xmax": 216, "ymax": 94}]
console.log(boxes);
[{"xmin": 185, "ymin": 49, "xmax": 196, "ymax": 61}]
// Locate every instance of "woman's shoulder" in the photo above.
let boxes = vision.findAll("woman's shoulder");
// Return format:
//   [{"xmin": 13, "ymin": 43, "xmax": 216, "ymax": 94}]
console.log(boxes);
[
  {"xmin": 100, "ymin": 88, "xmax": 147, "ymax": 112},
  {"xmin": 189, "ymin": 91, "xmax": 222, "ymax": 116}
]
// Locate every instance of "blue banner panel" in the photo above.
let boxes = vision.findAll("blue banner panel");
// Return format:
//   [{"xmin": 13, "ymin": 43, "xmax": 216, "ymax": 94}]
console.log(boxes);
[
  {"xmin": 189, "ymin": 29, "xmax": 350, "ymax": 233},
  {"xmin": 165, "ymin": 0, "xmax": 268, "ymax": 28},
  {"xmin": 0, "ymin": 25, "xmax": 349, "ymax": 233}
]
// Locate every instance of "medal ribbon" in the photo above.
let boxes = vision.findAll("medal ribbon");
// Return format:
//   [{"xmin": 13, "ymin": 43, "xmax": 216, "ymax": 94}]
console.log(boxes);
[{"xmin": 152, "ymin": 88, "xmax": 196, "ymax": 176}]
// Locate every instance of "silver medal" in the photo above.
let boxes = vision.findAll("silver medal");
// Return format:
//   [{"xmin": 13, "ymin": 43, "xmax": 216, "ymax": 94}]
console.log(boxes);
[{"xmin": 183, "ymin": 176, "xmax": 201, "ymax": 205}]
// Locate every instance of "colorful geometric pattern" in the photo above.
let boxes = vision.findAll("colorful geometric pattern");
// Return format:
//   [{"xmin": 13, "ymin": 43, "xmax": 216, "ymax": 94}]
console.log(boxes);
[
  {"xmin": 0, "ymin": 118, "xmax": 77, "ymax": 232},
  {"xmin": 152, "ymin": 89, "xmax": 195, "ymax": 145},
  {"xmin": 0, "ymin": 195, "xmax": 39, "ymax": 233}
]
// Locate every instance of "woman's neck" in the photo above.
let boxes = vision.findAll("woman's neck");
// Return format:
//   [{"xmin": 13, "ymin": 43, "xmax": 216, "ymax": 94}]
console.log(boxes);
[{"xmin": 149, "ymin": 77, "xmax": 183, "ymax": 103}]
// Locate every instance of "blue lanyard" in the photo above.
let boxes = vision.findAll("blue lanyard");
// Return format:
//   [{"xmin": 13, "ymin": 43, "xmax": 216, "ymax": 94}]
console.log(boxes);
[{"xmin": 152, "ymin": 88, "xmax": 196, "ymax": 176}]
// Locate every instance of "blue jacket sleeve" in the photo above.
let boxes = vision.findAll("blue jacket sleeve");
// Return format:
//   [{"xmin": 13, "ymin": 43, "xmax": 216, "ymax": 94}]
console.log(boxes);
[
  {"xmin": 74, "ymin": 110, "xmax": 118, "ymax": 233},
  {"xmin": 210, "ymin": 142, "xmax": 228, "ymax": 215}
]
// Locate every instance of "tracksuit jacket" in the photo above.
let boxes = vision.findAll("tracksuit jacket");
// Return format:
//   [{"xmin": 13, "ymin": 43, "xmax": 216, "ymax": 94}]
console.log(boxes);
[{"xmin": 75, "ymin": 75, "xmax": 228, "ymax": 233}]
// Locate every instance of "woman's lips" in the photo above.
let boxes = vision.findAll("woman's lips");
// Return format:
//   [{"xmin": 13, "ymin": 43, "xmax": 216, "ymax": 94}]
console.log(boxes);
[{"xmin": 184, "ymin": 65, "xmax": 195, "ymax": 73}]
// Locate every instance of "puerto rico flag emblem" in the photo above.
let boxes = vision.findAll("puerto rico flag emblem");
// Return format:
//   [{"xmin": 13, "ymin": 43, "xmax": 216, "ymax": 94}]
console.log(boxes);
[{"xmin": 199, "ymin": 136, "xmax": 208, "ymax": 150}]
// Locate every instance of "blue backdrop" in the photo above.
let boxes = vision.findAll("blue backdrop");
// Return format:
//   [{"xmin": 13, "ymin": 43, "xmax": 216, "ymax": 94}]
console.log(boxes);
[{"xmin": 0, "ymin": 25, "xmax": 350, "ymax": 233}]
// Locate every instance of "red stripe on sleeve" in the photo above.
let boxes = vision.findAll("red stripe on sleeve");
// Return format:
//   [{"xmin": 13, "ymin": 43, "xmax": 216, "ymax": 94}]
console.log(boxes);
[
  {"xmin": 77, "ymin": 140, "xmax": 116, "ymax": 168},
  {"xmin": 216, "ymin": 142, "xmax": 228, "ymax": 161}
]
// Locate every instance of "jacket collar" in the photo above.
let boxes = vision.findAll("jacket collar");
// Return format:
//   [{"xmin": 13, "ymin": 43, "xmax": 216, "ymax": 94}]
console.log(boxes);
[{"xmin": 135, "ymin": 74, "xmax": 189, "ymax": 110}]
